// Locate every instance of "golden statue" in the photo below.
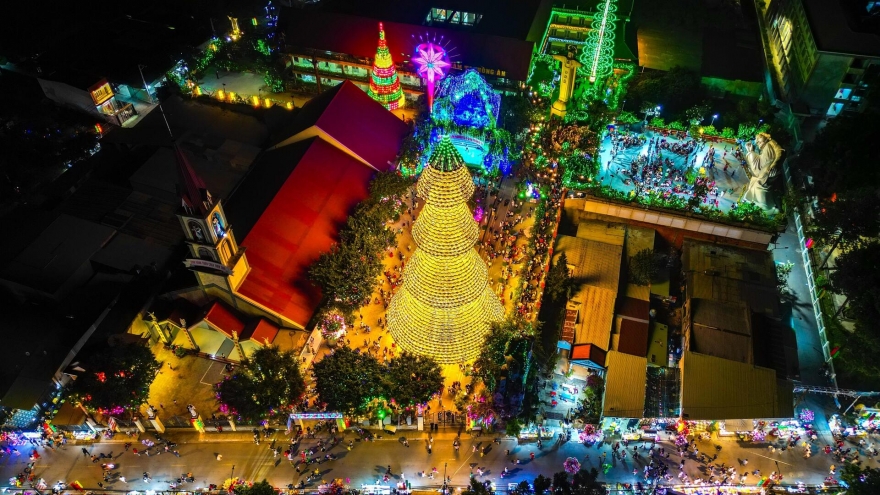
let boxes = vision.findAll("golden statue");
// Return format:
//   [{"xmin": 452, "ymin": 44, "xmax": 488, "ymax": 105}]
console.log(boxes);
[
  {"xmin": 551, "ymin": 45, "xmax": 583, "ymax": 119},
  {"xmin": 741, "ymin": 132, "xmax": 783, "ymax": 210}
]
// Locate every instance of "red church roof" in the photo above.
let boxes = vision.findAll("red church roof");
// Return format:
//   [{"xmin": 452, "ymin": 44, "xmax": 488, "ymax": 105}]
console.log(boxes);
[
  {"xmin": 274, "ymin": 80, "xmax": 409, "ymax": 171},
  {"xmin": 242, "ymin": 318, "xmax": 279, "ymax": 345},
  {"xmin": 234, "ymin": 138, "xmax": 377, "ymax": 327},
  {"xmin": 204, "ymin": 301, "xmax": 245, "ymax": 338}
]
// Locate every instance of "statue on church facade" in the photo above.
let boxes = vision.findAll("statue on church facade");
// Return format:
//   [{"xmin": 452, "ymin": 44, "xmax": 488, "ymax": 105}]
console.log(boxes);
[{"xmin": 741, "ymin": 132, "xmax": 784, "ymax": 210}]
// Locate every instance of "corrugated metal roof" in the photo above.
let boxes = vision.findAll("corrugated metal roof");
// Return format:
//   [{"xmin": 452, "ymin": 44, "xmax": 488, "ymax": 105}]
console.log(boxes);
[
  {"xmin": 571, "ymin": 344, "xmax": 607, "ymax": 367},
  {"xmin": 688, "ymin": 272, "xmax": 779, "ymax": 318},
  {"xmin": 683, "ymin": 240, "xmax": 776, "ymax": 286},
  {"xmin": 691, "ymin": 324, "xmax": 753, "ymax": 364},
  {"xmin": 680, "ymin": 351, "xmax": 786, "ymax": 420},
  {"xmin": 691, "ymin": 299, "xmax": 750, "ymax": 335},
  {"xmin": 618, "ymin": 319, "xmax": 649, "ymax": 358},
  {"xmin": 554, "ymin": 235, "xmax": 622, "ymax": 293},
  {"xmin": 555, "ymin": 230, "xmax": 623, "ymax": 351},
  {"xmin": 603, "ymin": 351, "xmax": 648, "ymax": 418},
  {"xmin": 572, "ymin": 286, "xmax": 617, "ymax": 348},
  {"xmin": 576, "ymin": 220, "xmax": 626, "ymax": 246}
]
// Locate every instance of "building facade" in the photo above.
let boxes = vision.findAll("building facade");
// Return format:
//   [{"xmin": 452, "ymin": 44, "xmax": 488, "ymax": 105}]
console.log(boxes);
[
  {"xmin": 278, "ymin": 0, "xmax": 554, "ymax": 103},
  {"xmin": 758, "ymin": 0, "xmax": 880, "ymax": 117}
]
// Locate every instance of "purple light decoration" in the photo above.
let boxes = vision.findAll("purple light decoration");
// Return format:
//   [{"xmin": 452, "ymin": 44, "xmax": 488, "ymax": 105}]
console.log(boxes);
[
  {"xmin": 412, "ymin": 42, "xmax": 450, "ymax": 112},
  {"xmin": 474, "ymin": 205, "xmax": 484, "ymax": 223}
]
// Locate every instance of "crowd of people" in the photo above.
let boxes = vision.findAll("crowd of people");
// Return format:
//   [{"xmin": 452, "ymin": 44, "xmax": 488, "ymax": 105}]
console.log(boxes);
[{"xmin": 602, "ymin": 130, "xmax": 752, "ymax": 211}]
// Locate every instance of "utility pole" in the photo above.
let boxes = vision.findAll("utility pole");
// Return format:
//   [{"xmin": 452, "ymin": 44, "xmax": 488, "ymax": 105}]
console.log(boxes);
[{"xmin": 138, "ymin": 64, "xmax": 155, "ymax": 104}]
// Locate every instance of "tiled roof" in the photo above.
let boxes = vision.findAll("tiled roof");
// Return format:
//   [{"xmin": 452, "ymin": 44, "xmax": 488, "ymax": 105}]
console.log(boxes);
[
  {"xmin": 242, "ymin": 319, "xmax": 279, "ymax": 346},
  {"xmin": 232, "ymin": 138, "xmax": 376, "ymax": 327},
  {"xmin": 204, "ymin": 301, "xmax": 245, "ymax": 338},
  {"xmin": 617, "ymin": 319, "xmax": 649, "ymax": 358},
  {"xmin": 272, "ymin": 81, "xmax": 408, "ymax": 171}
]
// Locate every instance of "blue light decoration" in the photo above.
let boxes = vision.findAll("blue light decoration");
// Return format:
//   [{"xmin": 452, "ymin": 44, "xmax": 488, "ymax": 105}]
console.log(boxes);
[
  {"xmin": 433, "ymin": 69, "xmax": 500, "ymax": 129},
  {"xmin": 424, "ymin": 69, "xmax": 517, "ymax": 177}
]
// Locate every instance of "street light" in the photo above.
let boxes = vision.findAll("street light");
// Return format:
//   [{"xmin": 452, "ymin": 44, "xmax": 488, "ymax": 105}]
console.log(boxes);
[
  {"xmin": 711, "ymin": 114, "xmax": 718, "ymax": 127},
  {"xmin": 442, "ymin": 462, "xmax": 448, "ymax": 494}
]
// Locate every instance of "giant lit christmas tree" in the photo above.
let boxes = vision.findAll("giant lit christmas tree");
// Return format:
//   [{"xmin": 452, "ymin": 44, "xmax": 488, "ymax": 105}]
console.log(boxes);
[
  {"xmin": 368, "ymin": 22, "xmax": 406, "ymax": 110},
  {"xmin": 387, "ymin": 136, "xmax": 504, "ymax": 364}
]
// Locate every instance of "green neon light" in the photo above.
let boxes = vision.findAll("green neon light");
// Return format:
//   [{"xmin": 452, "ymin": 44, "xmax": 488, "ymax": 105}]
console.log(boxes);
[{"xmin": 578, "ymin": 0, "xmax": 617, "ymax": 84}]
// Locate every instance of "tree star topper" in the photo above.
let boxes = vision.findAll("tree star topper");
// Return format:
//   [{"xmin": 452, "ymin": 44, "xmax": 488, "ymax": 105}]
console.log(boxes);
[{"xmin": 412, "ymin": 42, "xmax": 450, "ymax": 112}]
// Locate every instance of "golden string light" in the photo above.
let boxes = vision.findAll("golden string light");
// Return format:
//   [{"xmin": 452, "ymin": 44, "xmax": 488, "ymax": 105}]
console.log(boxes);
[{"xmin": 387, "ymin": 136, "xmax": 504, "ymax": 363}]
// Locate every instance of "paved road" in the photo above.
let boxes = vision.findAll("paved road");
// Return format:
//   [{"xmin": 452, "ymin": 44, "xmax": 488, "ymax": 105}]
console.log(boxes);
[{"xmin": 2, "ymin": 425, "xmax": 858, "ymax": 492}]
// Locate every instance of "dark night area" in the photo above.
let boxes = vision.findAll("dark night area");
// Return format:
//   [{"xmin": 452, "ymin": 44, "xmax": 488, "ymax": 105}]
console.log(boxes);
[{"xmin": 0, "ymin": 0, "xmax": 879, "ymax": 492}]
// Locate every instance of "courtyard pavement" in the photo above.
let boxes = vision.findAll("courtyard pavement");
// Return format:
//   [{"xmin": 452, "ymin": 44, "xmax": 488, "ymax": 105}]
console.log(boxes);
[{"xmin": 597, "ymin": 130, "xmax": 753, "ymax": 213}]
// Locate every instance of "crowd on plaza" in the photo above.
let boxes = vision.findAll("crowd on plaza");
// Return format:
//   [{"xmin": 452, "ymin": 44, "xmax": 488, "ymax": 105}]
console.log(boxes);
[
  {"xmin": 513, "ymin": 177, "xmax": 564, "ymax": 321},
  {"xmin": 604, "ymin": 130, "xmax": 751, "ymax": 210}
]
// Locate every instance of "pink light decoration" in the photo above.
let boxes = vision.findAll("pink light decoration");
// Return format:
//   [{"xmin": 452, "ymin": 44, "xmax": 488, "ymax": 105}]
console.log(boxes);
[
  {"xmin": 474, "ymin": 206, "xmax": 484, "ymax": 223},
  {"xmin": 412, "ymin": 42, "xmax": 450, "ymax": 112}
]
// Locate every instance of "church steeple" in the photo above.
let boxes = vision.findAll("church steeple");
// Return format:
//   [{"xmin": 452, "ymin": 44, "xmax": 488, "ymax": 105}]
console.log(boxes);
[
  {"xmin": 175, "ymin": 146, "xmax": 213, "ymax": 215},
  {"xmin": 174, "ymin": 144, "xmax": 245, "ymax": 284}
]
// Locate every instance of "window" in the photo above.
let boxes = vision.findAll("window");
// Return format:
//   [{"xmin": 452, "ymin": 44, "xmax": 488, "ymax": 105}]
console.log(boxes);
[
  {"xmin": 834, "ymin": 88, "xmax": 852, "ymax": 100},
  {"xmin": 428, "ymin": 8, "xmax": 480, "ymax": 26},
  {"xmin": 90, "ymin": 83, "xmax": 114, "ymax": 105}
]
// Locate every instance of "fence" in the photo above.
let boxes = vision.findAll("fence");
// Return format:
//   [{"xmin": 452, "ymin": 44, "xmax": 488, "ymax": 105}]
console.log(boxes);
[{"xmin": 782, "ymin": 158, "xmax": 838, "ymax": 390}]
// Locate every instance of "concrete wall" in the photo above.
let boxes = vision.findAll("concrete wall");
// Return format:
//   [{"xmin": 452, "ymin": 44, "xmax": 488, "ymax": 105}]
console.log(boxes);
[
  {"xmin": 570, "ymin": 197, "xmax": 775, "ymax": 246},
  {"xmin": 801, "ymin": 52, "xmax": 851, "ymax": 114}
]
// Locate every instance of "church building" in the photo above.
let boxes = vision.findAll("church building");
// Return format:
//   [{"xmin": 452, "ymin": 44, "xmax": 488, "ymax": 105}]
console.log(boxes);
[{"xmin": 145, "ymin": 81, "xmax": 409, "ymax": 360}]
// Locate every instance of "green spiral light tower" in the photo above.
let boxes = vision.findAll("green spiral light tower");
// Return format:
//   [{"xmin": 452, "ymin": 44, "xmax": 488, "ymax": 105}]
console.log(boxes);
[{"xmin": 579, "ymin": 0, "xmax": 617, "ymax": 84}]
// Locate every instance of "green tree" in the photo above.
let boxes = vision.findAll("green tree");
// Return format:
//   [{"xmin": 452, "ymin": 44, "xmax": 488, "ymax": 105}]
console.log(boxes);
[
  {"xmin": 505, "ymin": 417, "xmax": 522, "ymax": 437},
  {"xmin": 533, "ymin": 475, "xmax": 552, "ymax": 495},
  {"xmin": 382, "ymin": 352, "xmax": 444, "ymax": 407},
  {"xmin": 473, "ymin": 319, "xmax": 537, "ymax": 393},
  {"xmin": 800, "ymin": 111, "xmax": 880, "ymax": 199},
  {"xmin": 545, "ymin": 253, "xmax": 575, "ymax": 302},
  {"xmin": 552, "ymin": 472, "xmax": 571, "ymax": 495},
  {"xmin": 830, "ymin": 242, "xmax": 880, "ymax": 325},
  {"xmin": 629, "ymin": 248, "xmax": 658, "ymax": 286},
  {"xmin": 234, "ymin": 480, "xmax": 277, "ymax": 495},
  {"xmin": 684, "ymin": 102, "xmax": 711, "ymax": 126},
  {"xmin": 309, "ymin": 172, "xmax": 407, "ymax": 316},
  {"xmin": 462, "ymin": 478, "xmax": 492, "ymax": 495},
  {"xmin": 309, "ymin": 231, "xmax": 384, "ymax": 316},
  {"xmin": 369, "ymin": 170, "xmax": 411, "ymax": 199},
  {"xmin": 313, "ymin": 347, "xmax": 383, "ymax": 415},
  {"xmin": 68, "ymin": 343, "xmax": 160, "ymax": 412},
  {"xmin": 812, "ymin": 189, "xmax": 880, "ymax": 269},
  {"xmin": 627, "ymin": 67, "xmax": 703, "ymax": 119},
  {"xmin": 840, "ymin": 463, "xmax": 880, "ymax": 495},
  {"xmin": 216, "ymin": 346, "xmax": 305, "ymax": 423},
  {"xmin": 500, "ymin": 93, "xmax": 542, "ymax": 135},
  {"xmin": 571, "ymin": 468, "xmax": 605, "ymax": 495}
]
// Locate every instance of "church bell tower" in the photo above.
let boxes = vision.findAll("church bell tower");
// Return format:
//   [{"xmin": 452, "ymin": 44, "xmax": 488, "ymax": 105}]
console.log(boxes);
[{"xmin": 173, "ymin": 146, "xmax": 249, "ymax": 291}]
